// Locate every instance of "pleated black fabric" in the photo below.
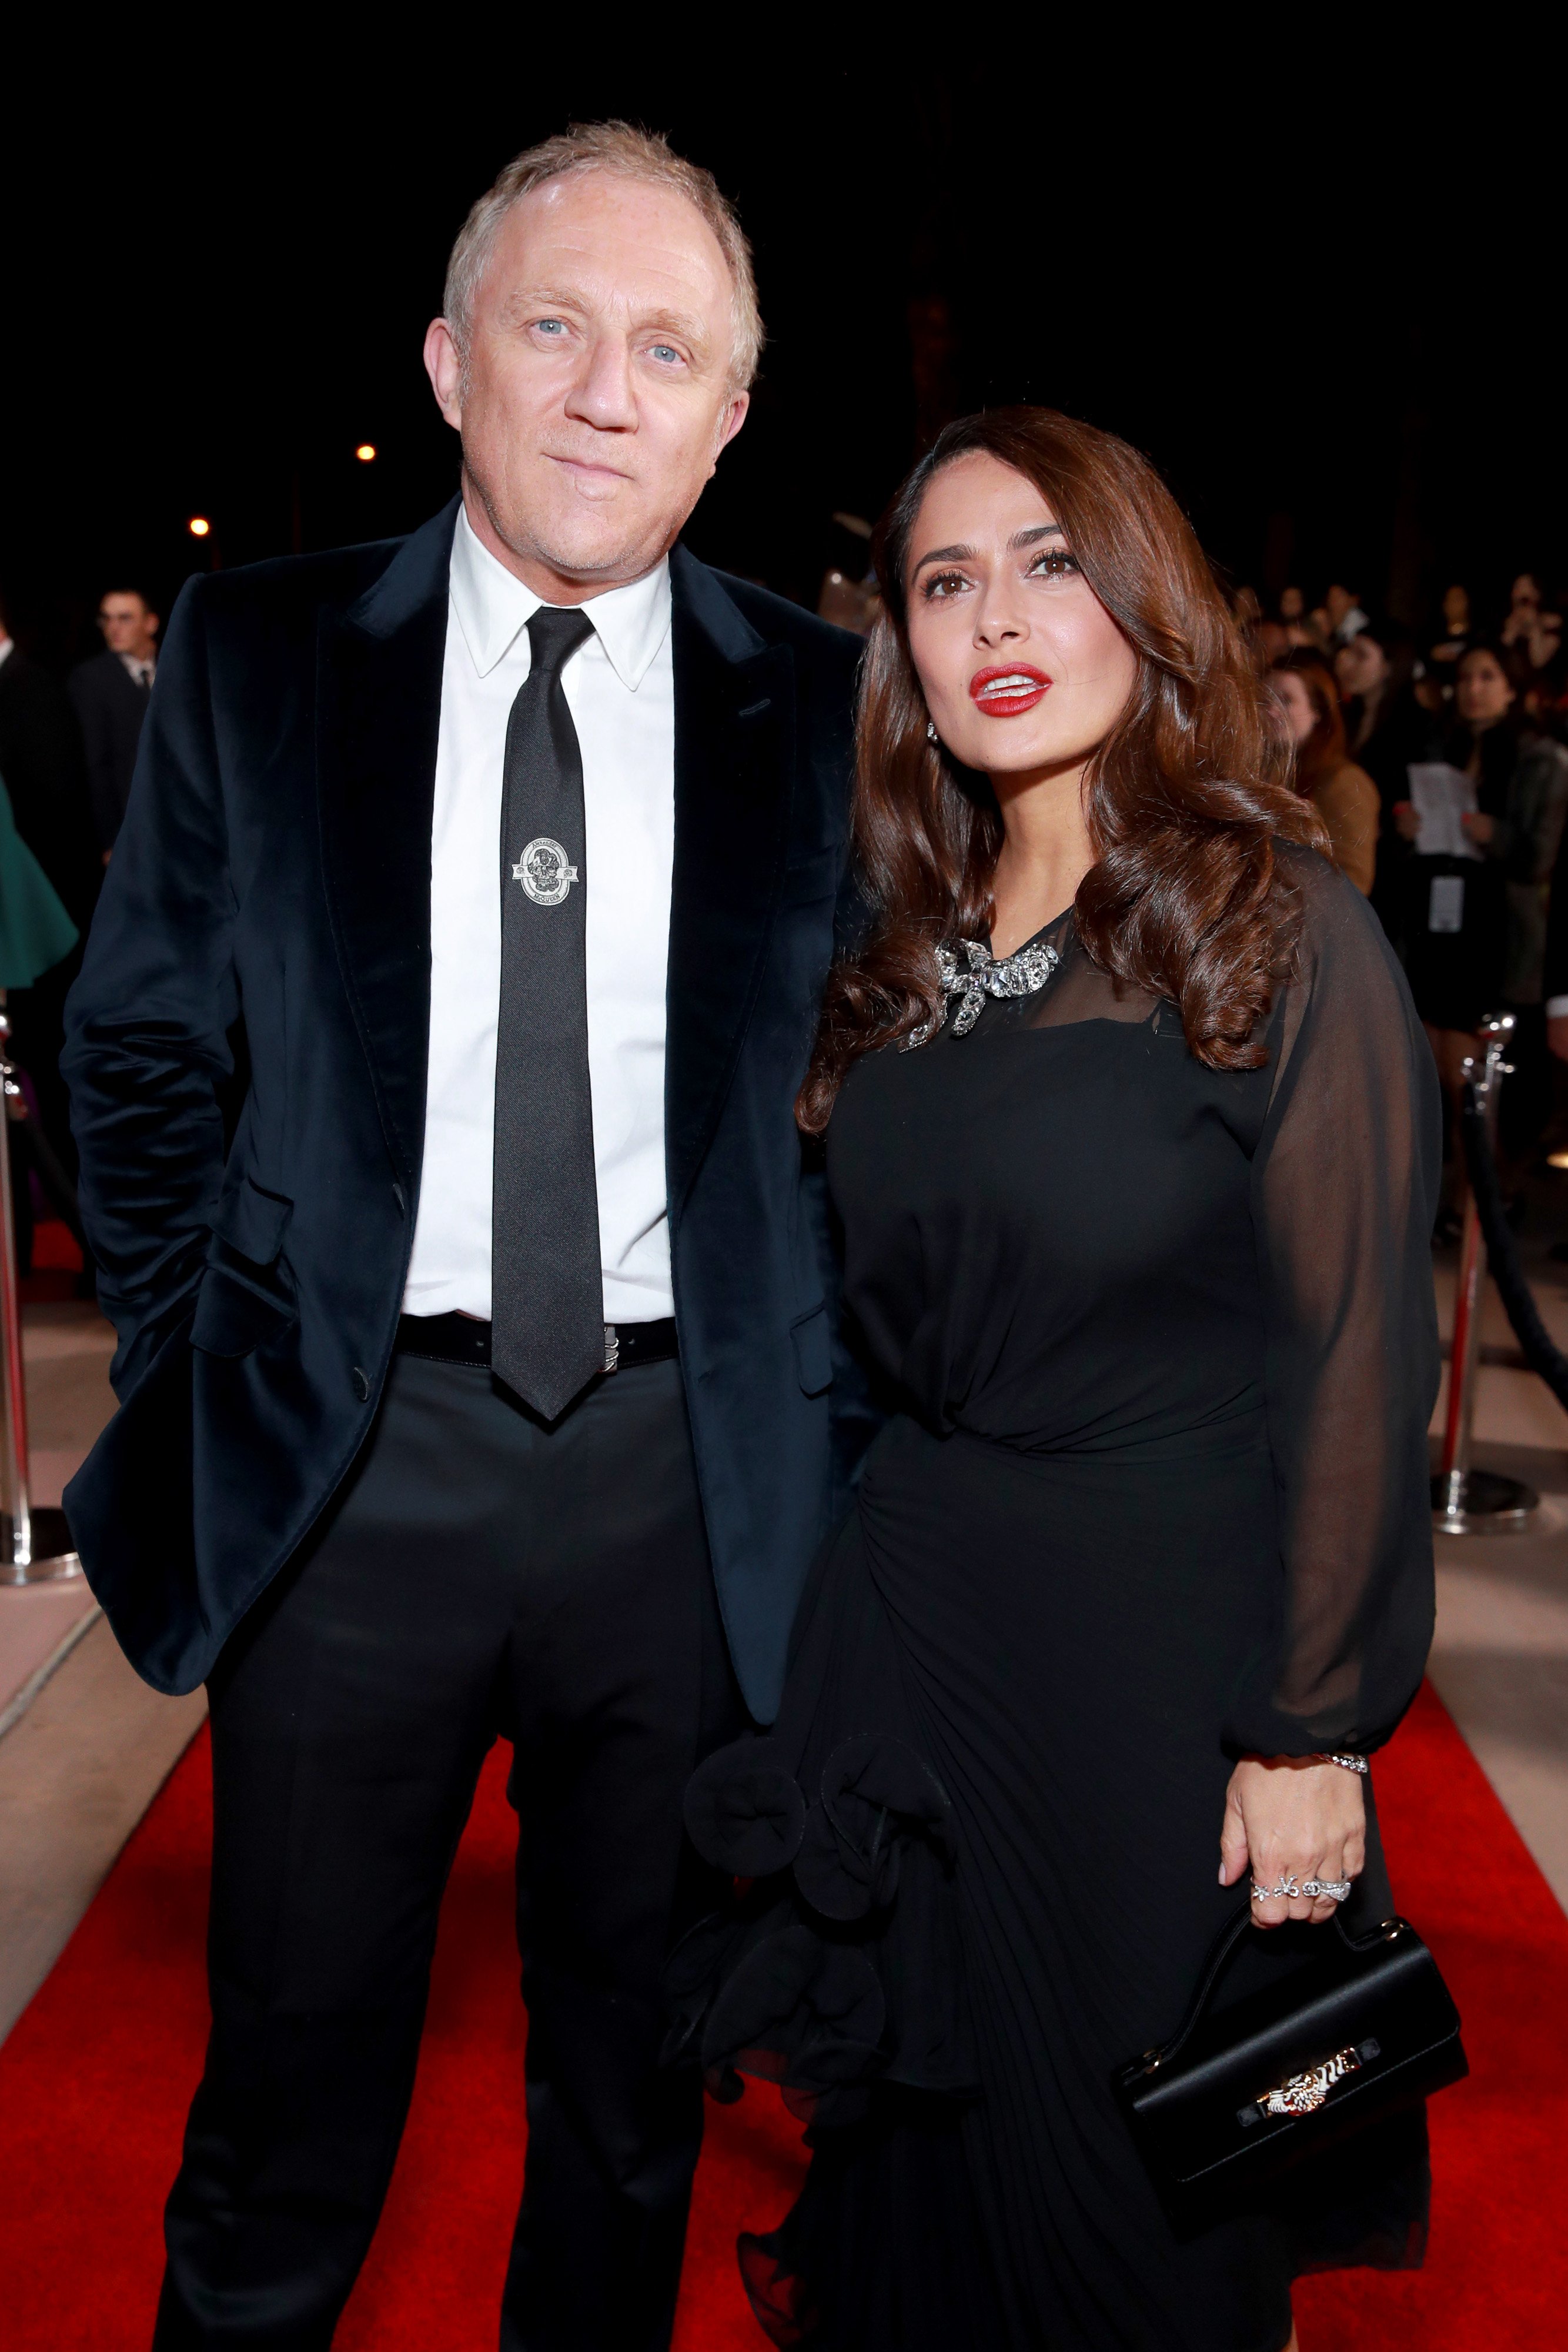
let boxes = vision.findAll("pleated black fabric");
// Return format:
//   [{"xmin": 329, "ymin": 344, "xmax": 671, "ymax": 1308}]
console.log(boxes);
[{"xmin": 676, "ymin": 852, "xmax": 1442, "ymax": 2351}]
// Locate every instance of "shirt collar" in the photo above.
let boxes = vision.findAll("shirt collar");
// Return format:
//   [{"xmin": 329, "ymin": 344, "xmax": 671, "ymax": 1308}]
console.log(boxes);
[{"xmin": 449, "ymin": 506, "xmax": 671, "ymax": 690}]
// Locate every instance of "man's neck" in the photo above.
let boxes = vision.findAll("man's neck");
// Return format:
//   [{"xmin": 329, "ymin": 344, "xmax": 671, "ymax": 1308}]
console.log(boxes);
[{"xmin": 459, "ymin": 477, "xmax": 668, "ymax": 608}]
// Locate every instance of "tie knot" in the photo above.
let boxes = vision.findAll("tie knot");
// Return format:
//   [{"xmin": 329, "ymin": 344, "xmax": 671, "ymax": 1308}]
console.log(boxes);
[{"xmin": 527, "ymin": 605, "xmax": 596, "ymax": 678}]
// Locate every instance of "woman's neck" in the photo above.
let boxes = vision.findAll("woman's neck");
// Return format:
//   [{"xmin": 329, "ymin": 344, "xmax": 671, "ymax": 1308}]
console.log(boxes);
[{"xmin": 988, "ymin": 762, "xmax": 1095, "ymax": 958}]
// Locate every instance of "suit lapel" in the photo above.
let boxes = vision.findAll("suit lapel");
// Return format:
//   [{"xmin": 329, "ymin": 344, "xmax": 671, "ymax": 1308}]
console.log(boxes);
[
  {"xmin": 666, "ymin": 547, "xmax": 795, "ymax": 1218},
  {"xmin": 316, "ymin": 501, "xmax": 458, "ymax": 1191}
]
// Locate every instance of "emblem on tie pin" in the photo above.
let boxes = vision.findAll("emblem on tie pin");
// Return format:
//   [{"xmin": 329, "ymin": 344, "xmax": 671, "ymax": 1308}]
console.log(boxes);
[{"xmin": 513, "ymin": 837, "xmax": 579, "ymax": 906}]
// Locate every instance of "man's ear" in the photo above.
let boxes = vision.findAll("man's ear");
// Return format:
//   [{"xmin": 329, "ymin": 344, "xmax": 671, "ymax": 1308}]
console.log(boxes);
[
  {"xmin": 716, "ymin": 389, "xmax": 750, "ymax": 456},
  {"xmin": 424, "ymin": 318, "xmax": 464, "ymax": 430},
  {"xmin": 705, "ymin": 389, "xmax": 750, "ymax": 479}
]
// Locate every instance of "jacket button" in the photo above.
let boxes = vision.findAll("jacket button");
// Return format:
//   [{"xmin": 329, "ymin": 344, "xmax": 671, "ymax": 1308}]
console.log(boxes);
[{"xmin": 352, "ymin": 1366, "xmax": 370, "ymax": 1401}]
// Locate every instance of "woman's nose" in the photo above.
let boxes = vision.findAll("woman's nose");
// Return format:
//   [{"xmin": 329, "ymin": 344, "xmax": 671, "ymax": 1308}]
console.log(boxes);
[{"xmin": 974, "ymin": 603, "xmax": 1025, "ymax": 647}]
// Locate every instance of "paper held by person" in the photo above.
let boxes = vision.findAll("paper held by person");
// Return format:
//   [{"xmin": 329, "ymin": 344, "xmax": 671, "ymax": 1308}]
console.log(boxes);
[{"xmin": 1406, "ymin": 763, "xmax": 1484, "ymax": 861}]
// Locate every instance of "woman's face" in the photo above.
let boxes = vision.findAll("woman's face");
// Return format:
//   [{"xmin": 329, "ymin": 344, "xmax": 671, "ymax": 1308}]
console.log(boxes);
[
  {"xmin": 1511, "ymin": 573, "xmax": 1540, "ymax": 614},
  {"xmin": 903, "ymin": 451, "xmax": 1138, "ymax": 783},
  {"xmin": 1271, "ymin": 669, "xmax": 1318, "ymax": 747},
  {"xmin": 1456, "ymin": 650, "xmax": 1515, "ymax": 728},
  {"xmin": 1442, "ymin": 584, "xmax": 1469, "ymax": 629},
  {"xmin": 1335, "ymin": 634, "xmax": 1388, "ymax": 699},
  {"xmin": 1279, "ymin": 586, "xmax": 1305, "ymax": 622}
]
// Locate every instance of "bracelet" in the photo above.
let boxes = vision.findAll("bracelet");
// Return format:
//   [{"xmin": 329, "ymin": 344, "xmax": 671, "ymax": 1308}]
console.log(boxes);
[{"xmin": 1317, "ymin": 1751, "xmax": 1368, "ymax": 1776}]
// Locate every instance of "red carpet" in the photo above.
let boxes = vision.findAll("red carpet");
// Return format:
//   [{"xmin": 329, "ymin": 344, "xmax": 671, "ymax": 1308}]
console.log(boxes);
[{"xmin": 2, "ymin": 1679, "xmax": 1563, "ymax": 2348}]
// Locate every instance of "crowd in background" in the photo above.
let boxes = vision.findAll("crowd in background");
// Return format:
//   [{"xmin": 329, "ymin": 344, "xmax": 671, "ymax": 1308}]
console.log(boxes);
[
  {"xmin": 1, "ymin": 559, "xmax": 1565, "ymax": 1274},
  {"xmin": 1238, "ymin": 572, "xmax": 1568, "ymax": 1233}
]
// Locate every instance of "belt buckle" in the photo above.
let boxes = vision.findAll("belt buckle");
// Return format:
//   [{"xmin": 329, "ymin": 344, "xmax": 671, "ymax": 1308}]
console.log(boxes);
[{"xmin": 603, "ymin": 1325, "xmax": 620, "ymax": 1375}]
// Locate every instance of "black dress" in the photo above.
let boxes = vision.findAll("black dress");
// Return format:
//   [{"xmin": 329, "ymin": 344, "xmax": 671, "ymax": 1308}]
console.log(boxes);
[{"xmin": 672, "ymin": 851, "xmax": 1442, "ymax": 2352}]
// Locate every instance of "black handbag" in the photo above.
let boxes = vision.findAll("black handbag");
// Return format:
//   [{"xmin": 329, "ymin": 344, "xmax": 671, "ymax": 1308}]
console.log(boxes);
[{"xmin": 1115, "ymin": 1903, "xmax": 1466, "ymax": 2215}]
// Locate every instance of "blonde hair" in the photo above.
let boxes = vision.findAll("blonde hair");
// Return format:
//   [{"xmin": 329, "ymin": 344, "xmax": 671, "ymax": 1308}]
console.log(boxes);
[{"xmin": 443, "ymin": 121, "xmax": 762, "ymax": 392}]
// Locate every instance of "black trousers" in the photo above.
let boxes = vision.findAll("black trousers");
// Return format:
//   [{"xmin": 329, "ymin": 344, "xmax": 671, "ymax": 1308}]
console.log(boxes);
[{"xmin": 153, "ymin": 1351, "xmax": 742, "ymax": 2351}]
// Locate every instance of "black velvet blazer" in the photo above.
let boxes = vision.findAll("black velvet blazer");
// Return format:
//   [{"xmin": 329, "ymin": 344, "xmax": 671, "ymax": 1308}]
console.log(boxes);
[{"xmin": 61, "ymin": 500, "xmax": 871, "ymax": 1722}]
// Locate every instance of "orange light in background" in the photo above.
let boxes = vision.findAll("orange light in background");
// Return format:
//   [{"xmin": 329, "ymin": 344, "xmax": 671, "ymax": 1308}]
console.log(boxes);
[
  {"xmin": 1549, "ymin": 1151, "xmax": 1568, "ymax": 1171},
  {"xmin": 355, "ymin": 444, "xmax": 377, "ymax": 462},
  {"xmin": 188, "ymin": 516, "xmax": 211, "ymax": 538}
]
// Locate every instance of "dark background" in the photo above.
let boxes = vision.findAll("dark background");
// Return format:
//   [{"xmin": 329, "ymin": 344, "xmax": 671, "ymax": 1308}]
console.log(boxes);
[{"xmin": 2, "ymin": 46, "xmax": 1560, "ymax": 662}]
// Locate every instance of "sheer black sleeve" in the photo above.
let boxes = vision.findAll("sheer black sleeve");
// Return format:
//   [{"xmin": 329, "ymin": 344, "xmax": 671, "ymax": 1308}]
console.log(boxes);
[{"xmin": 1228, "ymin": 854, "xmax": 1442, "ymax": 1755}]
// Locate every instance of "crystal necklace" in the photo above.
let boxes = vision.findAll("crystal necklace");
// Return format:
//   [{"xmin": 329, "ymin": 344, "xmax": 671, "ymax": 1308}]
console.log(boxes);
[{"xmin": 905, "ymin": 935, "xmax": 1062, "ymax": 1048}]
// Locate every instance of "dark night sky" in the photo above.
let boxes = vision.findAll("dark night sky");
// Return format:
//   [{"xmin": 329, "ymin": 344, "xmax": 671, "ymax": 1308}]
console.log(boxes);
[{"xmin": 2, "ymin": 45, "xmax": 1560, "ymax": 665}]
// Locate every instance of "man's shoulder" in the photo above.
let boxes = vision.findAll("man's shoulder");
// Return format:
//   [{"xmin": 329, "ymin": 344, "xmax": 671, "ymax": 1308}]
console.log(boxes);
[
  {"xmin": 716, "ymin": 570, "xmax": 863, "ymax": 672},
  {"xmin": 69, "ymin": 649, "xmax": 122, "ymax": 694},
  {"xmin": 677, "ymin": 550, "xmax": 862, "ymax": 684},
  {"xmin": 190, "ymin": 534, "xmax": 410, "ymax": 629}
]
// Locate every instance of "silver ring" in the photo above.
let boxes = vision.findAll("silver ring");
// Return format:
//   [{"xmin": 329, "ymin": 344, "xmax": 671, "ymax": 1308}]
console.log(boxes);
[{"xmin": 1250, "ymin": 1875, "xmax": 1351, "ymax": 1903}]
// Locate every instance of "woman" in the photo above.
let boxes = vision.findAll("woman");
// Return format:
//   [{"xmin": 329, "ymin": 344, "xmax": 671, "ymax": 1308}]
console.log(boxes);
[
  {"xmin": 1500, "ymin": 571, "xmax": 1563, "ymax": 678},
  {"xmin": 674, "ymin": 411, "xmax": 1440, "ymax": 2352},
  {"xmin": 1269, "ymin": 649, "xmax": 1379, "ymax": 891},
  {"xmin": 1333, "ymin": 619, "xmax": 1440, "ymax": 938}
]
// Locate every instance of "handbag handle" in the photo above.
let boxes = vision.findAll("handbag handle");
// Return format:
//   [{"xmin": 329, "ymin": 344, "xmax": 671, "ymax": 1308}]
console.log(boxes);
[
  {"xmin": 1146, "ymin": 1904, "xmax": 1255, "ymax": 2068},
  {"xmin": 1145, "ymin": 1899, "xmax": 1403, "ymax": 2072}
]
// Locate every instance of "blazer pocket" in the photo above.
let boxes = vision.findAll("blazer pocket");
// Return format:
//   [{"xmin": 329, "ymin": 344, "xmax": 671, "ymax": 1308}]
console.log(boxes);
[
  {"xmin": 190, "ymin": 1255, "xmax": 299, "ymax": 1358},
  {"xmin": 790, "ymin": 1301, "xmax": 833, "ymax": 1397},
  {"xmin": 192, "ymin": 1184, "xmax": 298, "ymax": 1361},
  {"xmin": 209, "ymin": 1174, "xmax": 293, "ymax": 1267}
]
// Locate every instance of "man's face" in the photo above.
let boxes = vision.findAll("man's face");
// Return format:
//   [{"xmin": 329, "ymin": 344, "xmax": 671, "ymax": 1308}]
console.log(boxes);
[
  {"xmin": 98, "ymin": 593, "xmax": 158, "ymax": 659},
  {"xmin": 424, "ymin": 171, "xmax": 749, "ymax": 597}
]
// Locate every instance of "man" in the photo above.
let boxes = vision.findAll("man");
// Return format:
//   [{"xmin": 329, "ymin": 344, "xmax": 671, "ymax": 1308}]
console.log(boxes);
[
  {"xmin": 69, "ymin": 586, "xmax": 160, "ymax": 854},
  {"xmin": 63, "ymin": 124, "xmax": 867, "ymax": 2351}
]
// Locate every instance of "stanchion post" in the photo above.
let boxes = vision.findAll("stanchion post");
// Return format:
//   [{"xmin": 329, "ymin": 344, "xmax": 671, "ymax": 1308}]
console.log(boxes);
[
  {"xmin": 0, "ymin": 1000, "xmax": 83, "ymax": 1584},
  {"xmin": 1432, "ymin": 1011, "xmax": 1539, "ymax": 1534}
]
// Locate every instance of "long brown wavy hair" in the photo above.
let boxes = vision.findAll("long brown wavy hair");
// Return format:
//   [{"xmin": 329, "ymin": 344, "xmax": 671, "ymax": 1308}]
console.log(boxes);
[{"xmin": 798, "ymin": 408, "xmax": 1329, "ymax": 1133}]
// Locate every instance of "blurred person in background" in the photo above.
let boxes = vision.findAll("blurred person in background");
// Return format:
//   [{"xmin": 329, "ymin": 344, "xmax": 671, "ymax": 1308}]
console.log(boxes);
[
  {"xmin": 1276, "ymin": 584, "xmax": 1318, "ymax": 647},
  {"xmin": 1500, "ymin": 571, "xmax": 1562, "ymax": 677},
  {"xmin": 1427, "ymin": 583, "xmax": 1472, "ymax": 677},
  {"xmin": 70, "ymin": 586, "xmax": 160, "ymax": 857},
  {"xmin": 0, "ymin": 776, "xmax": 79, "ymax": 1270},
  {"xmin": 0, "ymin": 587, "xmax": 99, "ymax": 1175},
  {"xmin": 1323, "ymin": 579, "xmax": 1368, "ymax": 644},
  {"xmin": 1269, "ymin": 649, "xmax": 1379, "ymax": 891},
  {"xmin": 1335, "ymin": 617, "xmax": 1441, "ymax": 939}
]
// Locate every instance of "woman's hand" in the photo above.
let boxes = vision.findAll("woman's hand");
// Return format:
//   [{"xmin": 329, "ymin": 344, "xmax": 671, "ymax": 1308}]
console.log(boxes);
[
  {"xmin": 1392, "ymin": 800, "xmax": 1420, "ymax": 841},
  {"xmin": 1460, "ymin": 808, "xmax": 1495, "ymax": 844},
  {"xmin": 1218, "ymin": 1756, "xmax": 1366, "ymax": 1927}
]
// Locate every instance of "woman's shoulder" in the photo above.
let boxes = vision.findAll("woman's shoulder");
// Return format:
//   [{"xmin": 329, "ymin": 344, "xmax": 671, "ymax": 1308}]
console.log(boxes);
[{"xmin": 1274, "ymin": 838, "xmax": 1399, "ymax": 983}]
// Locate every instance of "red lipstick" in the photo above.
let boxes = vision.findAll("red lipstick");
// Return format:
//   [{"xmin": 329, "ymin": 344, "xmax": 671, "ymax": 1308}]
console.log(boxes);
[{"xmin": 969, "ymin": 662, "xmax": 1051, "ymax": 717}]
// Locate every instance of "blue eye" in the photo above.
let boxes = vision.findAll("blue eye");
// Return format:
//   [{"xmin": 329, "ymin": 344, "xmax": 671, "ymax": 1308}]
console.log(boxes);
[
  {"xmin": 648, "ymin": 343, "xmax": 681, "ymax": 364},
  {"xmin": 534, "ymin": 318, "xmax": 567, "ymax": 337}
]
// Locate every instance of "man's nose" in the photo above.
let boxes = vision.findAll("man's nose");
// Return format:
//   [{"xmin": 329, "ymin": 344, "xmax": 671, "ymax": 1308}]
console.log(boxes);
[{"xmin": 564, "ymin": 333, "xmax": 638, "ymax": 432}]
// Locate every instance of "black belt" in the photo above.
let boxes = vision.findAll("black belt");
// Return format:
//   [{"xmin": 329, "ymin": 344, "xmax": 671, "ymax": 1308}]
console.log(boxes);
[{"xmin": 395, "ymin": 1312, "xmax": 677, "ymax": 1374}]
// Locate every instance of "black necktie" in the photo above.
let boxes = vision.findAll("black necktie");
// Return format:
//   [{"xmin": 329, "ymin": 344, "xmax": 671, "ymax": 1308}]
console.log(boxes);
[{"xmin": 492, "ymin": 606, "xmax": 603, "ymax": 1419}]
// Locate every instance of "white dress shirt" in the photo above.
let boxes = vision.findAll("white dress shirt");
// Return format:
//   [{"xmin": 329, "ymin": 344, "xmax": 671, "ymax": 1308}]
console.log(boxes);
[{"xmin": 403, "ymin": 509, "xmax": 677, "ymax": 1324}]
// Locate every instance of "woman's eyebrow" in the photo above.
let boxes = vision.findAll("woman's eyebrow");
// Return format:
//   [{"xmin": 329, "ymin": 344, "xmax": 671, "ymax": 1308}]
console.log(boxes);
[
  {"xmin": 911, "ymin": 542, "xmax": 972, "ymax": 574},
  {"xmin": 1012, "ymin": 524, "xmax": 1065, "ymax": 549}
]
